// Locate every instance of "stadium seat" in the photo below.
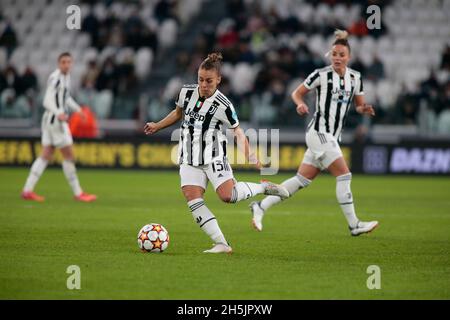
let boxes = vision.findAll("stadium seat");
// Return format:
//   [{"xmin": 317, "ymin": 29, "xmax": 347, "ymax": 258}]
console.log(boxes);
[
  {"xmin": 92, "ymin": 90, "xmax": 113, "ymax": 119},
  {"xmin": 158, "ymin": 19, "xmax": 178, "ymax": 49},
  {"xmin": 376, "ymin": 80, "xmax": 399, "ymax": 110},
  {"xmin": 231, "ymin": 63, "xmax": 255, "ymax": 95},
  {"xmin": 437, "ymin": 110, "xmax": 450, "ymax": 134},
  {"xmin": 0, "ymin": 48, "xmax": 7, "ymax": 70},
  {"xmin": 135, "ymin": 48, "xmax": 153, "ymax": 80}
]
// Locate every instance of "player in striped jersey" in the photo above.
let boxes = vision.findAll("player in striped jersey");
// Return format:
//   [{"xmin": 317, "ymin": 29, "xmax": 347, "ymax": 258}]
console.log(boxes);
[
  {"xmin": 145, "ymin": 53, "xmax": 289, "ymax": 253},
  {"xmin": 250, "ymin": 30, "xmax": 379, "ymax": 236},
  {"xmin": 21, "ymin": 52, "xmax": 97, "ymax": 202}
]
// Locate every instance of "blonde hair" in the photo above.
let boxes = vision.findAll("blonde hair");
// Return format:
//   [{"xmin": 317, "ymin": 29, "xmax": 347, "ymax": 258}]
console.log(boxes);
[
  {"xmin": 334, "ymin": 29, "xmax": 349, "ymax": 41},
  {"xmin": 325, "ymin": 29, "xmax": 351, "ymax": 57},
  {"xmin": 331, "ymin": 29, "xmax": 351, "ymax": 54},
  {"xmin": 200, "ymin": 52, "xmax": 223, "ymax": 74}
]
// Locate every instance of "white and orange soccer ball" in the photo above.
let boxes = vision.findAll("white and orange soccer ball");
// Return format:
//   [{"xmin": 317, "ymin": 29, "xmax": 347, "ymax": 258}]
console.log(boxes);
[{"xmin": 137, "ymin": 223, "xmax": 170, "ymax": 253}]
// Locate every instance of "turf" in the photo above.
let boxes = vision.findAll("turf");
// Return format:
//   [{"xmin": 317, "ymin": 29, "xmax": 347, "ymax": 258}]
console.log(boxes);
[{"xmin": 0, "ymin": 168, "xmax": 449, "ymax": 299}]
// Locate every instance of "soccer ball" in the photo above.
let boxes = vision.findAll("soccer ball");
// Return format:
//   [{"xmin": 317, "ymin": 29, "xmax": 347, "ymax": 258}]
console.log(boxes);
[{"xmin": 137, "ymin": 223, "xmax": 170, "ymax": 253}]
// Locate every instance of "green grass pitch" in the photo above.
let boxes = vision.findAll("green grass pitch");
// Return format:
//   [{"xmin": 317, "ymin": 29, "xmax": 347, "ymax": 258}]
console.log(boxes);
[{"xmin": 0, "ymin": 168, "xmax": 449, "ymax": 299}]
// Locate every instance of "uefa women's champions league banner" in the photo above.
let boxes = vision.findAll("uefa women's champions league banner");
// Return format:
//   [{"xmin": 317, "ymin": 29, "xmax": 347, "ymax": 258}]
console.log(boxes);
[{"xmin": 0, "ymin": 136, "xmax": 449, "ymax": 175}]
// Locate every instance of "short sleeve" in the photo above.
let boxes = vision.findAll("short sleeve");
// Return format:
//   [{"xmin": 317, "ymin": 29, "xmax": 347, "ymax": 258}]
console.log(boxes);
[
  {"xmin": 355, "ymin": 75, "xmax": 364, "ymax": 96},
  {"xmin": 175, "ymin": 88, "xmax": 185, "ymax": 108},
  {"xmin": 303, "ymin": 69, "xmax": 320, "ymax": 90},
  {"xmin": 220, "ymin": 103, "xmax": 240, "ymax": 129},
  {"xmin": 47, "ymin": 73, "xmax": 59, "ymax": 89}
]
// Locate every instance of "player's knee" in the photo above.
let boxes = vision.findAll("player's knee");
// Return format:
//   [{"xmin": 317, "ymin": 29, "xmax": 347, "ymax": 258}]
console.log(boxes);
[
  {"xmin": 41, "ymin": 148, "xmax": 54, "ymax": 161},
  {"xmin": 41, "ymin": 154, "xmax": 52, "ymax": 161},
  {"xmin": 182, "ymin": 190, "xmax": 198, "ymax": 202},
  {"xmin": 218, "ymin": 191, "xmax": 232, "ymax": 203}
]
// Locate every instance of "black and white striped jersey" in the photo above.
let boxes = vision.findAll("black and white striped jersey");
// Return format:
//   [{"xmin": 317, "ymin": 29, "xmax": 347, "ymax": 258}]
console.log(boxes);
[
  {"xmin": 42, "ymin": 69, "xmax": 80, "ymax": 126},
  {"xmin": 303, "ymin": 65, "xmax": 364, "ymax": 140},
  {"xmin": 175, "ymin": 84, "xmax": 239, "ymax": 166}
]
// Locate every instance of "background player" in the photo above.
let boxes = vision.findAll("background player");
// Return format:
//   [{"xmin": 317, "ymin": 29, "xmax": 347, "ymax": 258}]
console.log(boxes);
[
  {"xmin": 250, "ymin": 30, "xmax": 379, "ymax": 236},
  {"xmin": 21, "ymin": 52, "xmax": 97, "ymax": 202},
  {"xmin": 145, "ymin": 53, "xmax": 289, "ymax": 253}
]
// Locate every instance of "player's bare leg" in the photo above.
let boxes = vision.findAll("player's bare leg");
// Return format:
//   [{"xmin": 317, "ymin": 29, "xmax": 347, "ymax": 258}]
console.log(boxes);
[
  {"xmin": 22, "ymin": 146, "xmax": 55, "ymax": 202},
  {"xmin": 328, "ymin": 157, "xmax": 378, "ymax": 236},
  {"xmin": 216, "ymin": 178, "xmax": 289, "ymax": 204},
  {"xmin": 251, "ymin": 163, "xmax": 319, "ymax": 231},
  {"xmin": 182, "ymin": 185, "xmax": 231, "ymax": 253},
  {"xmin": 60, "ymin": 145, "xmax": 96, "ymax": 202}
]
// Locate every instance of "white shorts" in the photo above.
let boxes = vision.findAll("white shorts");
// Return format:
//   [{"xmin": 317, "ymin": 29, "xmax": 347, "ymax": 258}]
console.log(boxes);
[
  {"xmin": 180, "ymin": 156, "xmax": 235, "ymax": 191},
  {"xmin": 302, "ymin": 129, "xmax": 343, "ymax": 170},
  {"xmin": 41, "ymin": 122, "xmax": 73, "ymax": 148}
]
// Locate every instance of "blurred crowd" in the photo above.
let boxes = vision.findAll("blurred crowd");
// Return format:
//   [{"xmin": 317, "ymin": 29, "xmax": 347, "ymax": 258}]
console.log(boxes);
[
  {"xmin": 0, "ymin": 0, "xmax": 449, "ymax": 135},
  {"xmin": 163, "ymin": 0, "xmax": 449, "ymax": 132}
]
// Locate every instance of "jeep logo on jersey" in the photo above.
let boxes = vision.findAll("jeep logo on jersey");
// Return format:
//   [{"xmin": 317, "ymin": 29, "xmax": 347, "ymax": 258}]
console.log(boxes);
[
  {"xmin": 331, "ymin": 88, "xmax": 352, "ymax": 96},
  {"xmin": 185, "ymin": 109, "xmax": 205, "ymax": 121}
]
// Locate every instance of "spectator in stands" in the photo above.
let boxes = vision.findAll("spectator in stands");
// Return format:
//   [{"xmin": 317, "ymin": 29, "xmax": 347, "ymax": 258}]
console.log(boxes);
[
  {"xmin": 226, "ymin": 0, "xmax": 245, "ymax": 21},
  {"xmin": 350, "ymin": 57, "xmax": 366, "ymax": 76},
  {"xmin": 440, "ymin": 45, "xmax": 450, "ymax": 71},
  {"xmin": 0, "ymin": 20, "xmax": 17, "ymax": 57},
  {"xmin": 217, "ymin": 19, "xmax": 239, "ymax": 49},
  {"xmin": 81, "ymin": 8, "xmax": 100, "ymax": 47},
  {"xmin": 395, "ymin": 94, "xmax": 418, "ymax": 125},
  {"xmin": 366, "ymin": 55, "xmax": 385, "ymax": 81},
  {"xmin": 96, "ymin": 57, "xmax": 118, "ymax": 93},
  {"xmin": 0, "ymin": 65, "xmax": 19, "ymax": 93},
  {"xmin": 297, "ymin": 43, "xmax": 320, "ymax": 78},
  {"xmin": 236, "ymin": 39, "xmax": 256, "ymax": 64},
  {"xmin": 278, "ymin": 47, "xmax": 299, "ymax": 78},
  {"xmin": 154, "ymin": 0, "xmax": 178, "ymax": 23},
  {"xmin": 140, "ymin": 27, "xmax": 159, "ymax": 53},
  {"xmin": 0, "ymin": 88, "xmax": 30, "ymax": 118},
  {"xmin": 0, "ymin": 68, "xmax": 7, "ymax": 93},
  {"xmin": 124, "ymin": 9, "xmax": 144, "ymax": 50},
  {"xmin": 16, "ymin": 66, "xmax": 38, "ymax": 96},
  {"xmin": 116, "ymin": 56, "xmax": 138, "ymax": 95},
  {"xmin": 348, "ymin": 18, "xmax": 369, "ymax": 37},
  {"xmin": 81, "ymin": 60, "xmax": 100, "ymax": 90}
]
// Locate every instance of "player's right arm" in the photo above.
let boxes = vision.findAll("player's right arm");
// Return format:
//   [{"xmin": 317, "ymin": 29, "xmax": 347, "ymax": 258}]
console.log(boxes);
[
  {"xmin": 291, "ymin": 84, "xmax": 310, "ymax": 116},
  {"xmin": 292, "ymin": 69, "xmax": 320, "ymax": 116},
  {"xmin": 144, "ymin": 105, "xmax": 183, "ymax": 135}
]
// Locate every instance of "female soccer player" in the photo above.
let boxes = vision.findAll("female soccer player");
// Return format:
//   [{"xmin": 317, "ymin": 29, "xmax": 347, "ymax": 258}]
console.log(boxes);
[
  {"xmin": 250, "ymin": 30, "xmax": 379, "ymax": 236},
  {"xmin": 21, "ymin": 52, "xmax": 97, "ymax": 202},
  {"xmin": 144, "ymin": 53, "xmax": 289, "ymax": 253}
]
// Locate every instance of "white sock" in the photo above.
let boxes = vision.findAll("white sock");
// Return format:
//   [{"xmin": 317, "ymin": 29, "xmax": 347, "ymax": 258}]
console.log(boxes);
[
  {"xmin": 336, "ymin": 173, "xmax": 359, "ymax": 228},
  {"xmin": 260, "ymin": 174, "xmax": 311, "ymax": 211},
  {"xmin": 230, "ymin": 182, "xmax": 265, "ymax": 203},
  {"xmin": 188, "ymin": 198, "xmax": 228, "ymax": 245},
  {"xmin": 62, "ymin": 160, "xmax": 83, "ymax": 196},
  {"xmin": 23, "ymin": 157, "xmax": 48, "ymax": 192}
]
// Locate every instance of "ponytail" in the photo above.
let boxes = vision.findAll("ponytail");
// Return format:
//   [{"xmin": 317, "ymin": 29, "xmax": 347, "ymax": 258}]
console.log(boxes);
[{"xmin": 199, "ymin": 52, "xmax": 223, "ymax": 74}]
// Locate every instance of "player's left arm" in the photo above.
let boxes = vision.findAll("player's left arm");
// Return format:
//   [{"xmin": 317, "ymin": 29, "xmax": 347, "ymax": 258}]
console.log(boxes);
[
  {"xmin": 66, "ymin": 95, "xmax": 82, "ymax": 113},
  {"xmin": 354, "ymin": 95, "xmax": 375, "ymax": 116},
  {"xmin": 233, "ymin": 126, "xmax": 261, "ymax": 170},
  {"xmin": 221, "ymin": 102, "xmax": 261, "ymax": 169},
  {"xmin": 354, "ymin": 75, "xmax": 375, "ymax": 116},
  {"xmin": 66, "ymin": 95, "xmax": 88, "ymax": 122}
]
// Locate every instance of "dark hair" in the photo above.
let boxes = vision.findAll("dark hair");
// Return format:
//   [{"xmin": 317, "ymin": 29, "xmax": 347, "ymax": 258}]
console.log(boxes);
[
  {"xmin": 58, "ymin": 52, "xmax": 72, "ymax": 61},
  {"xmin": 332, "ymin": 29, "xmax": 351, "ymax": 53},
  {"xmin": 199, "ymin": 52, "xmax": 223, "ymax": 74}
]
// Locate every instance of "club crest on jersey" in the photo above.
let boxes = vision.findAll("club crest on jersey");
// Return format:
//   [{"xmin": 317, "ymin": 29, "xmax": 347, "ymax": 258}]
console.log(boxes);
[{"xmin": 208, "ymin": 101, "xmax": 220, "ymax": 114}]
